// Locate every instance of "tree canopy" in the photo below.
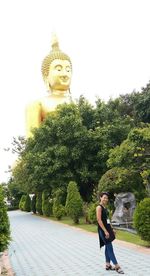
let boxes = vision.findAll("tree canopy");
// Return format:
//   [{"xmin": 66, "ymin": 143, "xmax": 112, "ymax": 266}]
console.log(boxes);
[{"xmin": 9, "ymin": 81, "xmax": 150, "ymax": 202}]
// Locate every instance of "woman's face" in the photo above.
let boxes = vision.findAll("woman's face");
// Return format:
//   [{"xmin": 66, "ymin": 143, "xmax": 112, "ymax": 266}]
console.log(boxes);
[{"xmin": 100, "ymin": 194, "xmax": 109, "ymax": 206}]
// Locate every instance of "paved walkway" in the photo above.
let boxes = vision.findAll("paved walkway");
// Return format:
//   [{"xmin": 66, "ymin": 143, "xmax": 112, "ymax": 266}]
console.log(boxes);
[{"xmin": 8, "ymin": 211, "xmax": 150, "ymax": 276}]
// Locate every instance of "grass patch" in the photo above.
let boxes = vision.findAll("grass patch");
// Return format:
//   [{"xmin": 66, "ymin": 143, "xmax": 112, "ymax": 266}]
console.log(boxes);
[
  {"xmin": 115, "ymin": 229, "xmax": 150, "ymax": 247},
  {"xmin": 50, "ymin": 216, "xmax": 150, "ymax": 247},
  {"xmin": 50, "ymin": 216, "xmax": 97, "ymax": 231}
]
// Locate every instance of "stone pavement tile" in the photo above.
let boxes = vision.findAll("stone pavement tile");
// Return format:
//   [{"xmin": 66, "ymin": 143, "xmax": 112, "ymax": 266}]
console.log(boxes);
[{"xmin": 8, "ymin": 211, "xmax": 150, "ymax": 276}]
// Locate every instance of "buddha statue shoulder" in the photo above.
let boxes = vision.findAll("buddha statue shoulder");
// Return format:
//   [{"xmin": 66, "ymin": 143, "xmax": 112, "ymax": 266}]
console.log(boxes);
[{"xmin": 26, "ymin": 35, "xmax": 72, "ymax": 138}]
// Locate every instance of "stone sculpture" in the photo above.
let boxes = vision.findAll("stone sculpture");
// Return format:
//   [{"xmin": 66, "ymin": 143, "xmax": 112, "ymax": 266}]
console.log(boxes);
[{"xmin": 111, "ymin": 192, "xmax": 136, "ymax": 225}]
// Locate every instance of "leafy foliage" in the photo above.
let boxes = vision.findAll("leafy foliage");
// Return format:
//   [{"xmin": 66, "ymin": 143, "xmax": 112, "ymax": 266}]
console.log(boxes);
[
  {"xmin": 7, "ymin": 178, "xmax": 23, "ymax": 209},
  {"xmin": 10, "ymin": 84, "xmax": 150, "ymax": 204},
  {"xmin": 65, "ymin": 181, "xmax": 83, "ymax": 223},
  {"xmin": 11, "ymin": 136, "xmax": 26, "ymax": 155},
  {"xmin": 133, "ymin": 198, "xmax": 150, "ymax": 242},
  {"xmin": 36, "ymin": 193, "xmax": 43, "ymax": 215},
  {"xmin": 12, "ymin": 104, "xmax": 111, "ymax": 201},
  {"xmin": 98, "ymin": 167, "xmax": 144, "ymax": 199},
  {"xmin": 87, "ymin": 202, "xmax": 97, "ymax": 224},
  {"xmin": 107, "ymin": 126, "xmax": 150, "ymax": 197},
  {"xmin": 24, "ymin": 194, "xmax": 31, "ymax": 212},
  {"xmin": 52, "ymin": 188, "xmax": 65, "ymax": 220},
  {"xmin": 19, "ymin": 195, "xmax": 26, "ymax": 211},
  {"xmin": 42, "ymin": 190, "xmax": 52, "ymax": 217},
  {"xmin": 0, "ymin": 186, "xmax": 11, "ymax": 252}
]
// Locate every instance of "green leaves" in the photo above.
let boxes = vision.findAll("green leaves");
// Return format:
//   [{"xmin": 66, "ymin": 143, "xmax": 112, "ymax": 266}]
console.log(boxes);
[
  {"xmin": 133, "ymin": 198, "xmax": 150, "ymax": 242},
  {"xmin": 65, "ymin": 181, "xmax": 83, "ymax": 224},
  {"xmin": 10, "ymin": 85, "xmax": 150, "ymax": 202},
  {"xmin": 0, "ymin": 186, "xmax": 11, "ymax": 252}
]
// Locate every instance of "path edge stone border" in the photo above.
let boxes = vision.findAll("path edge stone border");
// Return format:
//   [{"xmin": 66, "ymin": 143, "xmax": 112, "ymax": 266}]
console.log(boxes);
[{"xmin": 0, "ymin": 250, "xmax": 14, "ymax": 276}]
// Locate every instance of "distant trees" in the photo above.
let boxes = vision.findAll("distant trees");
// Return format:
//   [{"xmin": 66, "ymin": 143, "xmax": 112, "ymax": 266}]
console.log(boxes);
[
  {"xmin": 9, "ymin": 81, "xmax": 150, "ymax": 207},
  {"xmin": 106, "ymin": 126, "xmax": 150, "ymax": 198},
  {"xmin": 10, "ymin": 100, "xmax": 133, "ymax": 201}
]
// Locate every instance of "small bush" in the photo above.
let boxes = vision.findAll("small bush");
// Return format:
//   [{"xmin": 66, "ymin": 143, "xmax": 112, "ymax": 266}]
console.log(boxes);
[
  {"xmin": 87, "ymin": 202, "xmax": 97, "ymax": 224},
  {"xmin": 53, "ymin": 189, "xmax": 65, "ymax": 220},
  {"xmin": 24, "ymin": 195, "xmax": 31, "ymax": 212},
  {"xmin": 133, "ymin": 198, "xmax": 150, "ymax": 242},
  {"xmin": 82, "ymin": 202, "xmax": 89, "ymax": 224},
  {"xmin": 36, "ymin": 192, "xmax": 43, "ymax": 215},
  {"xmin": 53, "ymin": 203, "xmax": 65, "ymax": 220},
  {"xmin": 31, "ymin": 195, "xmax": 36, "ymax": 214},
  {"xmin": 42, "ymin": 191, "xmax": 52, "ymax": 217},
  {"xmin": 19, "ymin": 195, "xmax": 26, "ymax": 211},
  {"xmin": 0, "ymin": 186, "xmax": 11, "ymax": 252},
  {"xmin": 65, "ymin": 181, "xmax": 83, "ymax": 224}
]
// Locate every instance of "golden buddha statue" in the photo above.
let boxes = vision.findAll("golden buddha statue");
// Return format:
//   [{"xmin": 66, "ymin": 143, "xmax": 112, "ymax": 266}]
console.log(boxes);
[{"xmin": 26, "ymin": 35, "xmax": 72, "ymax": 137}]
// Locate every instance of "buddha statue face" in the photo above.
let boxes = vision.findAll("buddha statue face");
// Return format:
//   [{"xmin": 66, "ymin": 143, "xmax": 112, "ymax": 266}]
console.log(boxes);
[{"xmin": 46, "ymin": 59, "xmax": 72, "ymax": 92}]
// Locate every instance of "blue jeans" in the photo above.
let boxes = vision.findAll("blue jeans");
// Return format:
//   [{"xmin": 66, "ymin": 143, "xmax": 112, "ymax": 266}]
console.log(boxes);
[{"xmin": 99, "ymin": 230, "xmax": 118, "ymax": 265}]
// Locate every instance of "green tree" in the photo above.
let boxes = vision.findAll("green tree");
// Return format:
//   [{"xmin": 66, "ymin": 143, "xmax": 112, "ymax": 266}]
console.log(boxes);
[
  {"xmin": 65, "ymin": 181, "xmax": 83, "ymax": 223},
  {"xmin": 121, "ymin": 82, "xmax": 150, "ymax": 124},
  {"xmin": 52, "ymin": 188, "xmax": 65, "ymax": 220},
  {"xmin": 24, "ymin": 194, "xmax": 31, "ymax": 212},
  {"xmin": 140, "ymin": 169, "xmax": 150, "ymax": 197},
  {"xmin": 11, "ymin": 99, "xmax": 137, "ymax": 201},
  {"xmin": 133, "ymin": 198, "xmax": 150, "ymax": 242},
  {"xmin": 87, "ymin": 202, "xmax": 97, "ymax": 224},
  {"xmin": 19, "ymin": 195, "xmax": 26, "ymax": 211},
  {"xmin": 110, "ymin": 82, "xmax": 150, "ymax": 124},
  {"xmin": 0, "ymin": 186, "xmax": 11, "ymax": 252},
  {"xmin": 36, "ymin": 192, "xmax": 43, "ymax": 215},
  {"xmin": 8, "ymin": 177, "xmax": 23, "ymax": 209},
  {"xmin": 77, "ymin": 95, "xmax": 96, "ymax": 129},
  {"xmin": 98, "ymin": 167, "xmax": 144, "ymax": 200},
  {"xmin": 42, "ymin": 190, "xmax": 51, "ymax": 217},
  {"xmin": 11, "ymin": 135, "xmax": 26, "ymax": 155},
  {"xmin": 13, "ymin": 103, "xmax": 107, "ymax": 201},
  {"xmin": 11, "ymin": 159, "xmax": 30, "ymax": 194},
  {"xmin": 107, "ymin": 126, "xmax": 150, "ymax": 197}
]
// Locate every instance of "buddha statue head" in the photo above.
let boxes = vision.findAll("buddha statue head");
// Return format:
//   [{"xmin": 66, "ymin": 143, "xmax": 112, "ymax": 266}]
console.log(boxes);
[{"xmin": 41, "ymin": 35, "xmax": 72, "ymax": 94}]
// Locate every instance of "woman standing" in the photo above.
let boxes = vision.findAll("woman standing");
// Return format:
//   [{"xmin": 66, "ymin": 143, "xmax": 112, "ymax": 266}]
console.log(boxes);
[{"xmin": 96, "ymin": 192, "xmax": 124, "ymax": 274}]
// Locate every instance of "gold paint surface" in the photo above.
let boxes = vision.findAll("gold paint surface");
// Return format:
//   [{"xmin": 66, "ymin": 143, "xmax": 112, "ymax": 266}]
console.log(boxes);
[{"xmin": 26, "ymin": 36, "xmax": 72, "ymax": 137}]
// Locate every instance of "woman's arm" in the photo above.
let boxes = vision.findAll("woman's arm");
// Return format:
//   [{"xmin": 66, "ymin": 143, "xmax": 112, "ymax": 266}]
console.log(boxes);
[{"xmin": 96, "ymin": 206, "xmax": 109, "ymax": 238}]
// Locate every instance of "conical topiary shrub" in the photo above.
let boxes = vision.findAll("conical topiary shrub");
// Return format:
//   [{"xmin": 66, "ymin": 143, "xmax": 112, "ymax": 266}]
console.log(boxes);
[
  {"xmin": 19, "ymin": 195, "xmax": 26, "ymax": 211},
  {"xmin": 36, "ymin": 192, "xmax": 43, "ymax": 215},
  {"xmin": 65, "ymin": 181, "xmax": 83, "ymax": 224},
  {"xmin": 42, "ymin": 190, "xmax": 52, "ymax": 217},
  {"xmin": 24, "ymin": 194, "xmax": 31, "ymax": 212},
  {"xmin": 53, "ymin": 189, "xmax": 65, "ymax": 220}
]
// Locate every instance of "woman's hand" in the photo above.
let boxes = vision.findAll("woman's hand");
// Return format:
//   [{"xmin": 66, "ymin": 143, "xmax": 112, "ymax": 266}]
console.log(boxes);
[{"xmin": 105, "ymin": 231, "xmax": 110, "ymax": 239}]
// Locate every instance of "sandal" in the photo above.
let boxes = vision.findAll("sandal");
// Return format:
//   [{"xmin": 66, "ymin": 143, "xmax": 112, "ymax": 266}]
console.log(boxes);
[
  {"xmin": 106, "ymin": 264, "xmax": 115, "ymax": 270},
  {"xmin": 115, "ymin": 267, "xmax": 124, "ymax": 274}
]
